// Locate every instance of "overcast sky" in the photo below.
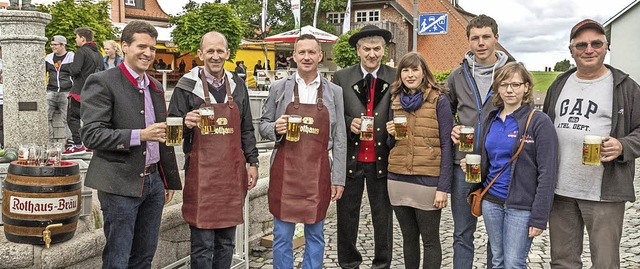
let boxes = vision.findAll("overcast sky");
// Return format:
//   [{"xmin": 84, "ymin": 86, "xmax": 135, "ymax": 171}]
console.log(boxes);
[
  {"xmin": 19, "ymin": 0, "xmax": 635, "ymax": 71},
  {"xmin": 457, "ymin": 0, "xmax": 634, "ymax": 70}
]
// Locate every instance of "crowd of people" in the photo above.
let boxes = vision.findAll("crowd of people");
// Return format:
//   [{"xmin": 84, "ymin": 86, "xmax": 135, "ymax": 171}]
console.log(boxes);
[{"xmin": 3, "ymin": 12, "xmax": 635, "ymax": 269}]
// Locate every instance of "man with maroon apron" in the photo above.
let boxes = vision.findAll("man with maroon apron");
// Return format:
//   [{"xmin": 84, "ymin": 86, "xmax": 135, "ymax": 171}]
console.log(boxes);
[
  {"xmin": 259, "ymin": 34, "xmax": 347, "ymax": 268},
  {"xmin": 168, "ymin": 32, "xmax": 259, "ymax": 269}
]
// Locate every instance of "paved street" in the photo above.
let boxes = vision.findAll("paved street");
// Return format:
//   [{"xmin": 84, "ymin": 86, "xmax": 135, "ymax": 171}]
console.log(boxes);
[{"xmin": 249, "ymin": 162, "xmax": 640, "ymax": 268}]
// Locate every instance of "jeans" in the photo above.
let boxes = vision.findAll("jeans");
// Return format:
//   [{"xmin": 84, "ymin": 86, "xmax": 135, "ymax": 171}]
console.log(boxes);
[
  {"xmin": 67, "ymin": 97, "xmax": 82, "ymax": 145},
  {"xmin": 393, "ymin": 206, "xmax": 442, "ymax": 269},
  {"xmin": 98, "ymin": 172, "xmax": 166, "ymax": 269},
  {"xmin": 273, "ymin": 218, "xmax": 325, "ymax": 269},
  {"xmin": 189, "ymin": 225, "xmax": 236, "ymax": 269},
  {"xmin": 337, "ymin": 162, "xmax": 392, "ymax": 269},
  {"xmin": 47, "ymin": 91, "xmax": 71, "ymax": 141},
  {"xmin": 549, "ymin": 195, "xmax": 625, "ymax": 269},
  {"xmin": 482, "ymin": 200, "xmax": 533, "ymax": 269},
  {"xmin": 451, "ymin": 166, "xmax": 478, "ymax": 269}
]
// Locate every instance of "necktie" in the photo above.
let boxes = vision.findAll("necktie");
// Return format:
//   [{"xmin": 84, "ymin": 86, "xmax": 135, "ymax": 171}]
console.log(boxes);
[{"xmin": 364, "ymin": 73, "xmax": 373, "ymax": 103}]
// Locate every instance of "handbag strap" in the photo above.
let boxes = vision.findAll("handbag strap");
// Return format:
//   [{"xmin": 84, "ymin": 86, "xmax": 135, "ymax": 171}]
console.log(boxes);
[{"xmin": 480, "ymin": 109, "xmax": 536, "ymax": 196}]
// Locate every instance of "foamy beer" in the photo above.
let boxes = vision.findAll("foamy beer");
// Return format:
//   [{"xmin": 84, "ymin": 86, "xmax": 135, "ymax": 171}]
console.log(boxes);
[
  {"xmin": 166, "ymin": 117, "xmax": 183, "ymax": 146},
  {"xmin": 465, "ymin": 154, "xmax": 482, "ymax": 183},
  {"xmin": 360, "ymin": 116, "xmax": 374, "ymax": 141},
  {"xmin": 286, "ymin": 115, "xmax": 302, "ymax": 142},
  {"xmin": 199, "ymin": 107, "xmax": 216, "ymax": 135},
  {"xmin": 459, "ymin": 126, "xmax": 475, "ymax": 153},
  {"xmin": 583, "ymin": 135, "xmax": 602, "ymax": 165},
  {"xmin": 394, "ymin": 115, "xmax": 408, "ymax": 140}
]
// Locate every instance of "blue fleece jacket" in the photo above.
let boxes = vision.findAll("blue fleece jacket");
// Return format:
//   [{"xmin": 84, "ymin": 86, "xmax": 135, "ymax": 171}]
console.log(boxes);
[{"xmin": 475, "ymin": 104, "xmax": 559, "ymax": 230}]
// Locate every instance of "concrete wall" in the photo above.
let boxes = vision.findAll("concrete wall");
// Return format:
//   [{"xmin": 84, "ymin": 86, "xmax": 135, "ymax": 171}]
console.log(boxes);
[{"xmin": 609, "ymin": 4, "xmax": 640, "ymax": 82}]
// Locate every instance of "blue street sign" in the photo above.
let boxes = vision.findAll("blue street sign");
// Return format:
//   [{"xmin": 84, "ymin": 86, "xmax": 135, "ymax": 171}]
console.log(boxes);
[{"xmin": 418, "ymin": 13, "xmax": 448, "ymax": 35}]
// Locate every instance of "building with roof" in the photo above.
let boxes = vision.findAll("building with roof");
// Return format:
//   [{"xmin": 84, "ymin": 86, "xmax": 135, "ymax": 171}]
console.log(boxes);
[{"xmin": 604, "ymin": 0, "xmax": 640, "ymax": 82}]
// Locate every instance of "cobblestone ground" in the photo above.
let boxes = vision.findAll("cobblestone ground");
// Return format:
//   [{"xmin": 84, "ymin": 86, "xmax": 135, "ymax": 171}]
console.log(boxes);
[{"xmin": 250, "ymin": 164, "xmax": 640, "ymax": 268}]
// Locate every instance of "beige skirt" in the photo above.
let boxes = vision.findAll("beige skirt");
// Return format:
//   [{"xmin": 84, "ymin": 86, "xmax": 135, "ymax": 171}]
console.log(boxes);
[{"xmin": 388, "ymin": 180, "xmax": 439, "ymax": 211}]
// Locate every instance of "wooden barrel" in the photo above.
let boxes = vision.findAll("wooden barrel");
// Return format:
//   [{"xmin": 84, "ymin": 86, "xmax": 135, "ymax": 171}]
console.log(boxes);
[{"xmin": 2, "ymin": 161, "xmax": 81, "ymax": 245}]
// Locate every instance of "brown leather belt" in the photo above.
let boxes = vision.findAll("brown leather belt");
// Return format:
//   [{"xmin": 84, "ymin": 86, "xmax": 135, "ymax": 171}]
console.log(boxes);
[{"xmin": 143, "ymin": 163, "xmax": 158, "ymax": 175}]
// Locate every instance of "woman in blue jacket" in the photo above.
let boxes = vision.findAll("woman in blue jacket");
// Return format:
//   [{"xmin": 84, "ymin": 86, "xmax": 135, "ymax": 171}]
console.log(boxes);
[{"xmin": 463, "ymin": 62, "xmax": 558, "ymax": 268}]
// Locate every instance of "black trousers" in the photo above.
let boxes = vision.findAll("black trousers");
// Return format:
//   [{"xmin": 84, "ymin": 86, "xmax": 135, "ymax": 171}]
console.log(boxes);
[
  {"xmin": 337, "ymin": 162, "xmax": 393, "ymax": 269},
  {"xmin": 67, "ymin": 97, "xmax": 81, "ymax": 144},
  {"xmin": 189, "ymin": 225, "xmax": 236, "ymax": 269},
  {"xmin": 393, "ymin": 206, "xmax": 442, "ymax": 269}
]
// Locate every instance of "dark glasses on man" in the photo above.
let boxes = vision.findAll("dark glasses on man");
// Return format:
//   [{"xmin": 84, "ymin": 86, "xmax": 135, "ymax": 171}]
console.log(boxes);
[{"xmin": 571, "ymin": 40, "xmax": 606, "ymax": 51}]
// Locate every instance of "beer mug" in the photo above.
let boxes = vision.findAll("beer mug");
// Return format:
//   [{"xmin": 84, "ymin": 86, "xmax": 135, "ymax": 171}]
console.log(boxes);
[
  {"xmin": 199, "ymin": 106, "xmax": 215, "ymax": 135},
  {"xmin": 286, "ymin": 115, "xmax": 302, "ymax": 142},
  {"xmin": 465, "ymin": 154, "xmax": 482, "ymax": 183},
  {"xmin": 459, "ymin": 126, "xmax": 475, "ymax": 153},
  {"xmin": 165, "ymin": 117, "xmax": 183, "ymax": 146},
  {"xmin": 394, "ymin": 115, "xmax": 408, "ymax": 140},
  {"xmin": 17, "ymin": 143, "xmax": 29, "ymax": 165},
  {"xmin": 583, "ymin": 135, "xmax": 602, "ymax": 165},
  {"xmin": 360, "ymin": 116, "xmax": 374, "ymax": 141}
]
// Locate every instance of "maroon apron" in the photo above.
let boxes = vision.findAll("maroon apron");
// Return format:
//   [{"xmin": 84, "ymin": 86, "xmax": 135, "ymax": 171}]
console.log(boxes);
[
  {"xmin": 269, "ymin": 83, "xmax": 332, "ymax": 224},
  {"xmin": 182, "ymin": 71, "xmax": 248, "ymax": 229}
]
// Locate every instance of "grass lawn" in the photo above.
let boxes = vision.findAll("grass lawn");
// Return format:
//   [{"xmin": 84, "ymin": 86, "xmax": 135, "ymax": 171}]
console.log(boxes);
[{"xmin": 531, "ymin": 71, "xmax": 561, "ymax": 92}]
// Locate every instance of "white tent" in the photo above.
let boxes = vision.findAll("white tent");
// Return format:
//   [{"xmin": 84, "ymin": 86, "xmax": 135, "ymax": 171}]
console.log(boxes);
[{"xmin": 264, "ymin": 25, "xmax": 338, "ymax": 43}]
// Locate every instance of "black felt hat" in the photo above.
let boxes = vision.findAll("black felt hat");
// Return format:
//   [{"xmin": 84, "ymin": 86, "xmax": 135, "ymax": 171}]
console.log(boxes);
[{"xmin": 348, "ymin": 25, "xmax": 393, "ymax": 47}]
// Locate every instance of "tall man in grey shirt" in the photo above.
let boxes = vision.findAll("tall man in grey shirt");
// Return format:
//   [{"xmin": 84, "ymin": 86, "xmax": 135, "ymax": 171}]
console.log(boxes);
[{"xmin": 543, "ymin": 19, "xmax": 640, "ymax": 269}]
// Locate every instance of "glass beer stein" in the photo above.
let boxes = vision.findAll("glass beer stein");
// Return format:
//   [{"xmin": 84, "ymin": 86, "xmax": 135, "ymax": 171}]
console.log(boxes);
[
  {"xmin": 286, "ymin": 115, "xmax": 302, "ymax": 142},
  {"xmin": 465, "ymin": 154, "xmax": 482, "ymax": 183},
  {"xmin": 583, "ymin": 135, "xmax": 602, "ymax": 165},
  {"xmin": 394, "ymin": 115, "xmax": 408, "ymax": 140},
  {"xmin": 459, "ymin": 126, "xmax": 475, "ymax": 152},
  {"xmin": 360, "ymin": 116, "xmax": 374, "ymax": 141},
  {"xmin": 199, "ymin": 106, "xmax": 215, "ymax": 135},
  {"xmin": 166, "ymin": 117, "xmax": 183, "ymax": 146}
]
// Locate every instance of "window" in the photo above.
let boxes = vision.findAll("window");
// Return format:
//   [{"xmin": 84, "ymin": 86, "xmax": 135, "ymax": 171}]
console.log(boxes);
[
  {"xmin": 124, "ymin": 0, "xmax": 135, "ymax": 6},
  {"xmin": 355, "ymin": 10, "xmax": 380, "ymax": 22},
  {"xmin": 326, "ymin": 12, "xmax": 345, "ymax": 24}
]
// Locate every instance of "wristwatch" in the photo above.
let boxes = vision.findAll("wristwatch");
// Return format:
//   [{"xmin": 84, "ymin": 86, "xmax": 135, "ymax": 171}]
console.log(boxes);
[{"xmin": 249, "ymin": 162, "xmax": 259, "ymax": 169}]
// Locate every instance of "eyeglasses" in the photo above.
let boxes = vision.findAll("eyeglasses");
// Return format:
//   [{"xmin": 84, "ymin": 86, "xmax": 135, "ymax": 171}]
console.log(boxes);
[
  {"xmin": 498, "ymin": 82, "xmax": 525, "ymax": 90},
  {"xmin": 571, "ymin": 40, "xmax": 606, "ymax": 51}
]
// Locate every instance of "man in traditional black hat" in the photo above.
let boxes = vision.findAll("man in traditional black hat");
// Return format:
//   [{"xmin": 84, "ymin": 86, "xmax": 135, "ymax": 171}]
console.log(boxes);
[{"xmin": 332, "ymin": 25, "xmax": 395, "ymax": 269}]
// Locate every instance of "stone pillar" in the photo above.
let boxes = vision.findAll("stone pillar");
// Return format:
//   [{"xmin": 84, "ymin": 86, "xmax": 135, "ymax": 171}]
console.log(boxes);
[{"xmin": 0, "ymin": 11, "xmax": 51, "ymax": 149}]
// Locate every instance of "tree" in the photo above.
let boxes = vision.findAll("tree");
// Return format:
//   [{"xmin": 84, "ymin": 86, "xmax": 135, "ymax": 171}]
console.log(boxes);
[
  {"xmin": 332, "ymin": 29, "xmax": 360, "ymax": 68},
  {"xmin": 38, "ymin": 0, "xmax": 118, "ymax": 53},
  {"xmin": 553, "ymin": 59, "xmax": 571, "ymax": 72},
  {"xmin": 227, "ymin": 0, "xmax": 346, "ymax": 39},
  {"xmin": 170, "ymin": 2, "xmax": 245, "ymax": 60}
]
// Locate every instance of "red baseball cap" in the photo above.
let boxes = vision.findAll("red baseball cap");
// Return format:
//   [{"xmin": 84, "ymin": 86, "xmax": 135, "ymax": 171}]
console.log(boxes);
[{"xmin": 570, "ymin": 19, "xmax": 605, "ymax": 41}]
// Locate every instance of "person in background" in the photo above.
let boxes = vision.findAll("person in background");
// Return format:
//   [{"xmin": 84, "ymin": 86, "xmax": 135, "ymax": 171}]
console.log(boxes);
[
  {"xmin": 80, "ymin": 20, "xmax": 182, "ymax": 268},
  {"xmin": 45, "ymin": 35, "xmax": 74, "ymax": 143},
  {"xmin": 103, "ymin": 40, "xmax": 123, "ymax": 70},
  {"xmin": 276, "ymin": 53, "xmax": 288, "ymax": 70},
  {"xmin": 192, "ymin": 59, "xmax": 198, "ymax": 71},
  {"xmin": 157, "ymin": 58, "xmax": 167, "ymax": 69},
  {"xmin": 169, "ymin": 31, "xmax": 259, "ymax": 268},
  {"xmin": 385, "ymin": 52, "xmax": 453, "ymax": 269},
  {"xmin": 331, "ymin": 24, "xmax": 395, "ymax": 269},
  {"xmin": 544, "ymin": 19, "xmax": 640, "ymax": 269},
  {"xmin": 67, "ymin": 27, "xmax": 104, "ymax": 155},
  {"xmin": 179, "ymin": 59, "xmax": 186, "ymax": 74},
  {"xmin": 287, "ymin": 56, "xmax": 297, "ymax": 69},
  {"xmin": 235, "ymin": 60, "xmax": 247, "ymax": 82},
  {"xmin": 462, "ymin": 62, "xmax": 558, "ymax": 268},
  {"xmin": 253, "ymin": 60, "xmax": 263, "ymax": 82},
  {"xmin": 259, "ymin": 34, "xmax": 346, "ymax": 269}
]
